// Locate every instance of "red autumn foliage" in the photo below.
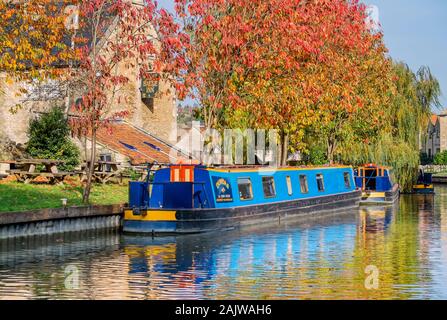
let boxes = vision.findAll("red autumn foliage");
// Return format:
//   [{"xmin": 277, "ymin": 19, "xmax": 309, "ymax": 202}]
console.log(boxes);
[{"xmin": 67, "ymin": 0, "xmax": 188, "ymax": 202}]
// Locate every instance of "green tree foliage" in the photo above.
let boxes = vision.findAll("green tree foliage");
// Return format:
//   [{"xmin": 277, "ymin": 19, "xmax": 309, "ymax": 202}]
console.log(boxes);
[
  {"xmin": 434, "ymin": 151, "xmax": 447, "ymax": 165},
  {"xmin": 26, "ymin": 107, "xmax": 80, "ymax": 171},
  {"xmin": 340, "ymin": 62, "xmax": 441, "ymax": 191},
  {"xmin": 304, "ymin": 147, "xmax": 328, "ymax": 166}
]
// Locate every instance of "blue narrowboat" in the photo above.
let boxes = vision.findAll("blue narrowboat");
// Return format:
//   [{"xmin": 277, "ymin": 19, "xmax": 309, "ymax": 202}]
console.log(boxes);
[
  {"xmin": 354, "ymin": 164, "xmax": 400, "ymax": 205},
  {"xmin": 123, "ymin": 165, "xmax": 362, "ymax": 235}
]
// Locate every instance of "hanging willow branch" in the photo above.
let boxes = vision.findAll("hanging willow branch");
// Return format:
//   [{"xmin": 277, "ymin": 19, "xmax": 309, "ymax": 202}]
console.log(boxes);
[{"xmin": 340, "ymin": 62, "xmax": 441, "ymax": 192}]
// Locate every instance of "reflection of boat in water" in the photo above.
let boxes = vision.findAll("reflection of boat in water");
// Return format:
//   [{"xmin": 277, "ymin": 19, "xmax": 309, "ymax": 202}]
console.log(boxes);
[
  {"xmin": 122, "ymin": 212, "xmax": 360, "ymax": 283},
  {"xmin": 359, "ymin": 204, "xmax": 397, "ymax": 234},
  {"xmin": 124, "ymin": 165, "xmax": 361, "ymax": 235},
  {"xmin": 354, "ymin": 164, "xmax": 400, "ymax": 205}
]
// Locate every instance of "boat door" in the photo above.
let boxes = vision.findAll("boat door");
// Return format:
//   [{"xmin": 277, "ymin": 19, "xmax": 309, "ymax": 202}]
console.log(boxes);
[
  {"xmin": 364, "ymin": 167, "xmax": 377, "ymax": 191},
  {"xmin": 162, "ymin": 165, "xmax": 195, "ymax": 209}
]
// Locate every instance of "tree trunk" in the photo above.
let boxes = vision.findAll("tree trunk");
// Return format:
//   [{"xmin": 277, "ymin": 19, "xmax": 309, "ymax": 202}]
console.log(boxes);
[
  {"xmin": 327, "ymin": 136, "xmax": 336, "ymax": 165},
  {"xmin": 281, "ymin": 132, "xmax": 289, "ymax": 167},
  {"xmin": 277, "ymin": 131, "xmax": 289, "ymax": 167},
  {"xmin": 82, "ymin": 127, "xmax": 96, "ymax": 204}
]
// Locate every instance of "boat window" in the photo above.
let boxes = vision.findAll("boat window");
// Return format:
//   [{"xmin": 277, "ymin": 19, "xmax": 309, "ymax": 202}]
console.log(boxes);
[
  {"xmin": 173, "ymin": 168, "xmax": 180, "ymax": 182},
  {"xmin": 238, "ymin": 178, "xmax": 253, "ymax": 201},
  {"xmin": 299, "ymin": 175, "xmax": 309, "ymax": 193},
  {"xmin": 184, "ymin": 168, "xmax": 191, "ymax": 182},
  {"xmin": 286, "ymin": 176, "xmax": 293, "ymax": 196},
  {"xmin": 316, "ymin": 174, "xmax": 325, "ymax": 192},
  {"xmin": 344, "ymin": 172, "xmax": 351, "ymax": 189},
  {"xmin": 262, "ymin": 176, "xmax": 276, "ymax": 198}
]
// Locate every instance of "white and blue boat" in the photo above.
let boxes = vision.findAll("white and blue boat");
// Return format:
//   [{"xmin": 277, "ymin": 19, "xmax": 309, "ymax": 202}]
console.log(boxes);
[{"xmin": 123, "ymin": 165, "xmax": 362, "ymax": 235}]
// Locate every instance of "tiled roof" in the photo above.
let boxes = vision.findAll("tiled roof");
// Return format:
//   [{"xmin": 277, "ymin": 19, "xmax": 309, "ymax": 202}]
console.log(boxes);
[{"xmin": 95, "ymin": 121, "xmax": 191, "ymax": 165}]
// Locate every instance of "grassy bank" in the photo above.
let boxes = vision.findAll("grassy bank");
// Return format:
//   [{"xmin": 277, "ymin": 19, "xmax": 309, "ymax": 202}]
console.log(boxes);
[{"xmin": 0, "ymin": 182, "xmax": 128, "ymax": 213}]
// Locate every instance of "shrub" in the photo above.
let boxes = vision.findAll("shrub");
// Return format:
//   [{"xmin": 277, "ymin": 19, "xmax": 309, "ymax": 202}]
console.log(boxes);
[
  {"xmin": 303, "ymin": 144, "xmax": 328, "ymax": 165},
  {"xmin": 434, "ymin": 151, "xmax": 447, "ymax": 165},
  {"xmin": 26, "ymin": 107, "xmax": 80, "ymax": 171}
]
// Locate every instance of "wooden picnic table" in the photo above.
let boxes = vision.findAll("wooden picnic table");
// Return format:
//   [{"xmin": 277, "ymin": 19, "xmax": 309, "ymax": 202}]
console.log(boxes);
[
  {"xmin": 5, "ymin": 159, "xmax": 75, "ymax": 184},
  {"xmin": 80, "ymin": 161, "xmax": 123, "ymax": 184}
]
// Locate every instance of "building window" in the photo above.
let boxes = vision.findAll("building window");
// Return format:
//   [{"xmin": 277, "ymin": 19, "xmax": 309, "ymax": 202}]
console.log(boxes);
[
  {"xmin": 262, "ymin": 176, "xmax": 276, "ymax": 198},
  {"xmin": 99, "ymin": 153, "xmax": 112, "ymax": 172},
  {"xmin": 299, "ymin": 175, "xmax": 309, "ymax": 194},
  {"xmin": 238, "ymin": 178, "xmax": 253, "ymax": 201},
  {"xmin": 344, "ymin": 172, "xmax": 351, "ymax": 189},
  {"xmin": 286, "ymin": 176, "xmax": 293, "ymax": 196},
  {"xmin": 316, "ymin": 174, "xmax": 325, "ymax": 192}
]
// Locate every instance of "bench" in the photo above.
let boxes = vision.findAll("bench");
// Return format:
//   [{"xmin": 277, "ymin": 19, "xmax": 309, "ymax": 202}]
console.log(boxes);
[{"xmin": 6, "ymin": 170, "xmax": 77, "ymax": 184}]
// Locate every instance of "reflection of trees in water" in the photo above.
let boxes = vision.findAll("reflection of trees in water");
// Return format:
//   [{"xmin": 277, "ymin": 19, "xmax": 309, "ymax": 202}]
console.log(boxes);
[
  {"xmin": 189, "ymin": 215, "xmax": 362, "ymax": 299},
  {"xmin": 0, "ymin": 196, "xmax": 445, "ymax": 299},
  {"xmin": 0, "ymin": 230, "xmax": 126, "ymax": 299},
  {"xmin": 195, "ymin": 198, "xmax": 439, "ymax": 300},
  {"xmin": 350, "ymin": 195, "xmax": 438, "ymax": 299},
  {"xmin": 122, "ymin": 201, "xmax": 441, "ymax": 300}
]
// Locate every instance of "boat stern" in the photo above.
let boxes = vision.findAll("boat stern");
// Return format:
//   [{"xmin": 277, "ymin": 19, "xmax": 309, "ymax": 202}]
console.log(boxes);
[
  {"xmin": 123, "ymin": 208, "xmax": 178, "ymax": 234},
  {"xmin": 412, "ymin": 184, "xmax": 434, "ymax": 194}
]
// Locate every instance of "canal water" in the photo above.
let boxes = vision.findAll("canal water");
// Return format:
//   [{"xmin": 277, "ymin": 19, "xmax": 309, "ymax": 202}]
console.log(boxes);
[{"xmin": 1, "ymin": 187, "xmax": 447, "ymax": 300}]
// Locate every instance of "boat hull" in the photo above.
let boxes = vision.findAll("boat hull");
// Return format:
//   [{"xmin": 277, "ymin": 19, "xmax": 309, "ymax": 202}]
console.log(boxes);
[
  {"xmin": 359, "ymin": 184, "xmax": 400, "ymax": 206},
  {"xmin": 412, "ymin": 184, "xmax": 434, "ymax": 194},
  {"xmin": 123, "ymin": 190, "xmax": 362, "ymax": 235}
]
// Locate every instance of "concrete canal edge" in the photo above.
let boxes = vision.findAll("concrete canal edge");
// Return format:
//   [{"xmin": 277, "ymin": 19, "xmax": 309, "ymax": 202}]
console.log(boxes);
[{"xmin": 0, "ymin": 204, "xmax": 125, "ymax": 240}]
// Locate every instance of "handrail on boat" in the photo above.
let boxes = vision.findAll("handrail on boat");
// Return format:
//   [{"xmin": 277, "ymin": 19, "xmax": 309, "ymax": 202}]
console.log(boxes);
[{"xmin": 142, "ymin": 181, "xmax": 212, "ymax": 209}]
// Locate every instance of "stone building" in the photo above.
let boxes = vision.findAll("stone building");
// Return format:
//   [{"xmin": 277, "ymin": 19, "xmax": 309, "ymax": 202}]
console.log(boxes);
[
  {"xmin": 0, "ymin": 1, "xmax": 179, "ymax": 169},
  {"xmin": 421, "ymin": 113, "xmax": 447, "ymax": 159}
]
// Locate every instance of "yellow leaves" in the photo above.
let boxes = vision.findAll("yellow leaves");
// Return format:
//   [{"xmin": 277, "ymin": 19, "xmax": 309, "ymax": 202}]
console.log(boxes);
[
  {"xmin": 5, "ymin": 77, "xmax": 14, "ymax": 86},
  {"xmin": 0, "ymin": 0, "xmax": 71, "ymax": 81}
]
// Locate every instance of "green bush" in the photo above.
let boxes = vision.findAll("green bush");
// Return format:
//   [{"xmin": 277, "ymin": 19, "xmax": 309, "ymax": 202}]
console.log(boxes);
[
  {"xmin": 434, "ymin": 151, "xmax": 447, "ymax": 165},
  {"xmin": 26, "ymin": 107, "xmax": 80, "ymax": 171},
  {"xmin": 302, "ymin": 144, "xmax": 328, "ymax": 165}
]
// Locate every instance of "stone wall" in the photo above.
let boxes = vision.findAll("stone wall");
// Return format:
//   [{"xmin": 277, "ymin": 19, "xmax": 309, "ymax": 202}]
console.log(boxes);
[
  {"xmin": 422, "ymin": 119, "xmax": 440, "ymax": 157},
  {"xmin": 0, "ymin": 75, "xmax": 177, "ymax": 148},
  {"xmin": 0, "ymin": 204, "xmax": 123, "ymax": 239},
  {"xmin": 439, "ymin": 115, "xmax": 447, "ymax": 152},
  {"xmin": 129, "ymin": 79, "xmax": 178, "ymax": 143}
]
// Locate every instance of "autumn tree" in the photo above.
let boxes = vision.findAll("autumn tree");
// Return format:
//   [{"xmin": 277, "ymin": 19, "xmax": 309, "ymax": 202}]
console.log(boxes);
[
  {"xmin": 307, "ymin": 25, "xmax": 393, "ymax": 164},
  {"xmin": 2, "ymin": 0, "xmax": 188, "ymax": 203},
  {"xmin": 0, "ymin": 0, "xmax": 74, "ymax": 82},
  {"xmin": 176, "ymin": 0, "xmax": 392, "ymax": 165},
  {"xmin": 69, "ymin": 0, "xmax": 188, "ymax": 203}
]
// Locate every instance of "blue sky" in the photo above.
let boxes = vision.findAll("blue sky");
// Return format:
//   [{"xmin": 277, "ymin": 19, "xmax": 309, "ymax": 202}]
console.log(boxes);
[
  {"xmin": 364, "ymin": 0, "xmax": 447, "ymax": 108},
  {"xmin": 161, "ymin": 0, "xmax": 447, "ymax": 108}
]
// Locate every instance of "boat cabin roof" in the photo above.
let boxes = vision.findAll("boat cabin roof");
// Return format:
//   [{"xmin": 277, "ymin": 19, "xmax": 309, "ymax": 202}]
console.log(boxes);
[
  {"xmin": 168, "ymin": 164, "xmax": 353, "ymax": 173},
  {"xmin": 357, "ymin": 164, "xmax": 391, "ymax": 171}
]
